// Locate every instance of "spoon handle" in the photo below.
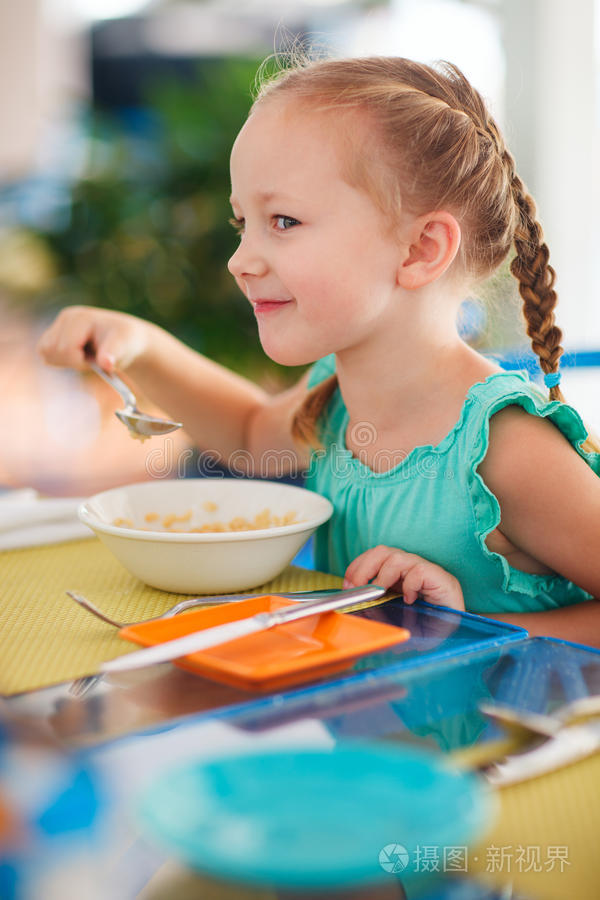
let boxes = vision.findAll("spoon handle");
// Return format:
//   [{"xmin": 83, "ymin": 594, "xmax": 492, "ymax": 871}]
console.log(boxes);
[{"xmin": 88, "ymin": 361, "xmax": 137, "ymax": 409}]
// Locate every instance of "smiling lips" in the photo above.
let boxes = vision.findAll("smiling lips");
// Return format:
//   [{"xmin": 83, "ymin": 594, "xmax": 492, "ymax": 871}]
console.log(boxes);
[{"xmin": 252, "ymin": 299, "xmax": 293, "ymax": 314}]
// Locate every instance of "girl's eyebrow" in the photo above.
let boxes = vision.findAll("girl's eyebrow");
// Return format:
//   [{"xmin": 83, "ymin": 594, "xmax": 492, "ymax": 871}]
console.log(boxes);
[{"xmin": 229, "ymin": 190, "xmax": 300, "ymax": 205}]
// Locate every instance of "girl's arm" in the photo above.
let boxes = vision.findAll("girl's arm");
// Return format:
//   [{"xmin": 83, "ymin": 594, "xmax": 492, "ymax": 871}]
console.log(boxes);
[
  {"xmin": 126, "ymin": 324, "xmax": 312, "ymax": 473},
  {"xmin": 487, "ymin": 601, "xmax": 600, "ymax": 648},
  {"xmin": 37, "ymin": 306, "xmax": 312, "ymax": 474},
  {"xmin": 475, "ymin": 404, "xmax": 600, "ymax": 647}
]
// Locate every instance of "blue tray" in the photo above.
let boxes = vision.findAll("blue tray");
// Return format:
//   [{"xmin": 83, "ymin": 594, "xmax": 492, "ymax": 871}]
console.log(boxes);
[
  {"xmin": 231, "ymin": 637, "xmax": 600, "ymax": 753},
  {"xmin": 348, "ymin": 596, "xmax": 525, "ymax": 675}
]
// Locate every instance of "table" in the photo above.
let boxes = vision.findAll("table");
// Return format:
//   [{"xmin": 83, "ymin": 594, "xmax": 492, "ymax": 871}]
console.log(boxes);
[{"xmin": 3, "ymin": 593, "xmax": 600, "ymax": 899}]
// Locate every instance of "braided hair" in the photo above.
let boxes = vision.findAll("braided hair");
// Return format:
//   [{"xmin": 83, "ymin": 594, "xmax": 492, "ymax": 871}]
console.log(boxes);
[
  {"xmin": 480, "ymin": 116, "xmax": 565, "ymax": 403},
  {"xmin": 252, "ymin": 56, "xmax": 587, "ymax": 446}
]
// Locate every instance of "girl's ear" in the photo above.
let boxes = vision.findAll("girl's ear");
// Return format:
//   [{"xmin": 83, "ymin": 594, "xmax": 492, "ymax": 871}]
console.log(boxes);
[{"xmin": 396, "ymin": 211, "xmax": 462, "ymax": 290}]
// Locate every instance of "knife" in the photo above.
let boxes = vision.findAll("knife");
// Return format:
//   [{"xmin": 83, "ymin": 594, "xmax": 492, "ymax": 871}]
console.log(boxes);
[
  {"xmin": 485, "ymin": 718, "xmax": 600, "ymax": 786},
  {"xmin": 101, "ymin": 584, "xmax": 387, "ymax": 674}
]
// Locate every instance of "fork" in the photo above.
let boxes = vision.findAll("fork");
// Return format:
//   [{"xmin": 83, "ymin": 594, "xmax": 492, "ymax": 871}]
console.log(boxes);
[
  {"xmin": 65, "ymin": 588, "xmax": 345, "ymax": 630},
  {"xmin": 66, "ymin": 590, "xmax": 233, "ymax": 698},
  {"xmin": 66, "ymin": 586, "xmax": 347, "ymax": 698}
]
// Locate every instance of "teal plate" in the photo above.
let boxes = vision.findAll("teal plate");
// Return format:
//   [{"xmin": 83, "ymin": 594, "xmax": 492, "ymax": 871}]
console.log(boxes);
[{"xmin": 137, "ymin": 741, "xmax": 494, "ymax": 890}]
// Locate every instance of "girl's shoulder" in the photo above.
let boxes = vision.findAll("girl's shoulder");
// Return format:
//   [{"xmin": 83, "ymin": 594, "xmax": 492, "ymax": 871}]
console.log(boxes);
[
  {"xmin": 460, "ymin": 368, "xmax": 595, "ymax": 461},
  {"xmin": 474, "ymin": 376, "xmax": 600, "ymax": 490}
]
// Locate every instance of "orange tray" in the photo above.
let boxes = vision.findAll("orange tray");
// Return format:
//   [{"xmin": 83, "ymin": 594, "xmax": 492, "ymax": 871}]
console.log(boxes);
[{"xmin": 119, "ymin": 595, "xmax": 410, "ymax": 692}]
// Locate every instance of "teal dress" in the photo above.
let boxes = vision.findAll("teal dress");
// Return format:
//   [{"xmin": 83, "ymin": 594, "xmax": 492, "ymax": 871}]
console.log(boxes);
[{"xmin": 304, "ymin": 355, "xmax": 600, "ymax": 614}]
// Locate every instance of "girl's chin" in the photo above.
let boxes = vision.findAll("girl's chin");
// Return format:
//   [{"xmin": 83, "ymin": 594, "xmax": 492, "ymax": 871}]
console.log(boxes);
[
  {"xmin": 266, "ymin": 350, "xmax": 319, "ymax": 367},
  {"xmin": 259, "ymin": 340, "xmax": 320, "ymax": 368},
  {"xmin": 257, "ymin": 321, "xmax": 332, "ymax": 368}
]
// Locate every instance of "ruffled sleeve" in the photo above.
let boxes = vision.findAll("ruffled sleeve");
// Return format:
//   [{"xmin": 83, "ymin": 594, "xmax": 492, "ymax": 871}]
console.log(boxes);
[{"xmin": 464, "ymin": 372, "xmax": 600, "ymax": 611}]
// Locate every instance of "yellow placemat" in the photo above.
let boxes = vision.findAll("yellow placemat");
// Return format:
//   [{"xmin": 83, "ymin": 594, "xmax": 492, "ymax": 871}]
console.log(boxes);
[
  {"xmin": 0, "ymin": 538, "xmax": 343, "ymax": 695},
  {"xmin": 473, "ymin": 755, "xmax": 600, "ymax": 900},
  {"xmin": 452, "ymin": 745, "xmax": 600, "ymax": 900}
]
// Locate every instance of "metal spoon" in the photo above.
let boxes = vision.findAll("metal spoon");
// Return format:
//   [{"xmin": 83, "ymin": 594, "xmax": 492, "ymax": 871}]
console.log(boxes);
[{"xmin": 88, "ymin": 360, "xmax": 182, "ymax": 439}]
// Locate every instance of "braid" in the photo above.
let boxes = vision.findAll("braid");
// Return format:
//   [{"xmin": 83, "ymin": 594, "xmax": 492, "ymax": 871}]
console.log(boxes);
[
  {"xmin": 503, "ymin": 146, "xmax": 600, "ymax": 452},
  {"xmin": 477, "ymin": 105, "xmax": 565, "ymax": 401},
  {"xmin": 507, "ymin": 167, "xmax": 565, "ymax": 402}
]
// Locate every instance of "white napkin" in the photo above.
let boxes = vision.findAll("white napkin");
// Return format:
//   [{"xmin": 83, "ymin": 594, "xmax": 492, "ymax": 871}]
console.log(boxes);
[{"xmin": 0, "ymin": 488, "xmax": 94, "ymax": 551}]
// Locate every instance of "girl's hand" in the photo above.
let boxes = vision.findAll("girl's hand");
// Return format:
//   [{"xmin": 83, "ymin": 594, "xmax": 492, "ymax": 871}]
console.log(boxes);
[
  {"xmin": 343, "ymin": 545, "xmax": 465, "ymax": 611},
  {"xmin": 37, "ymin": 306, "xmax": 153, "ymax": 374}
]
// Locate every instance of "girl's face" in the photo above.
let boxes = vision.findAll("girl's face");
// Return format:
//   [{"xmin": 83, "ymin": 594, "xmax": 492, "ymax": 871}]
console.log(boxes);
[{"xmin": 228, "ymin": 100, "xmax": 406, "ymax": 366}]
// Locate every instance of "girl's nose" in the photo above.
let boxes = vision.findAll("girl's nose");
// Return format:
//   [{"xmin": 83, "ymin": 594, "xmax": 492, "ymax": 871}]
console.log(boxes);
[{"xmin": 227, "ymin": 237, "xmax": 268, "ymax": 280}]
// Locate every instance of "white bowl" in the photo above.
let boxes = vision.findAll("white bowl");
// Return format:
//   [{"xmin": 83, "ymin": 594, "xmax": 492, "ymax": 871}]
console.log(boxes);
[{"xmin": 78, "ymin": 478, "xmax": 333, "ymax": 594}]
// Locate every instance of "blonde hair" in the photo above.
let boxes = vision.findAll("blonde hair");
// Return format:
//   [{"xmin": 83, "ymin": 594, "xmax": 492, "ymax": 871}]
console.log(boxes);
[{"xmin": 252, "ymin": 55, "xmax": 597, "ymax": 452}]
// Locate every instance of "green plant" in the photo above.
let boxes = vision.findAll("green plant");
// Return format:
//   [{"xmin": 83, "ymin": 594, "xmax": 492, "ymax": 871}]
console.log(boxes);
[{"xmin": 26, "ymin": 57, "xmax": 306, "ymax": 387}]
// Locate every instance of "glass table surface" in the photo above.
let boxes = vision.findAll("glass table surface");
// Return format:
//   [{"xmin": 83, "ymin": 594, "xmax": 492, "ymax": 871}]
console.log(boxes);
[{"xmin": 6, "ymin": 587, "xmax": 600, "ymax": 900}]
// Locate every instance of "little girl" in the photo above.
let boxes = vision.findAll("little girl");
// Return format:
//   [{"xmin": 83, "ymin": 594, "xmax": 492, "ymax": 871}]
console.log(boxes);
[{"xmin": 38, "ymin": 56, "xmax": 600, "ymax": 645}]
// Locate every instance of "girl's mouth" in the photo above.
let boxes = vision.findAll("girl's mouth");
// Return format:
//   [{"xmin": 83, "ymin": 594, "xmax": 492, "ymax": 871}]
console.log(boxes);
[{"xmin": 253, "ymin": 299, "xmax": 293, "ymax": 314}]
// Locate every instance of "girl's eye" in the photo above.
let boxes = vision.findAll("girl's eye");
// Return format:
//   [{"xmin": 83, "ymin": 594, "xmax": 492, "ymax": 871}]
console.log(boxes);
[
  {"xmin": 274, "ymin": 215, "xmax": 300, "ymax": 231},
  {"xmin": 228, "ymin": 216, "xmax": 245, "ymax": 235}
]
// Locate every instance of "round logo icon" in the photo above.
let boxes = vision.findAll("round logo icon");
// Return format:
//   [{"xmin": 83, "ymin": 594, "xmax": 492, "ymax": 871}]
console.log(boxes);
[{"xmin": 379, "ymin": 843, "xmax": 409, "ymax": 874}]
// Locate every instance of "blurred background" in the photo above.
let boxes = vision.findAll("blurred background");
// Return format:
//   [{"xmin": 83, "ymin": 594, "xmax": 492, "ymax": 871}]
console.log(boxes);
[{"xmin": 1, "ymin": 0, "xmax": 599, "ymax": 496}]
